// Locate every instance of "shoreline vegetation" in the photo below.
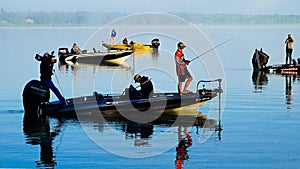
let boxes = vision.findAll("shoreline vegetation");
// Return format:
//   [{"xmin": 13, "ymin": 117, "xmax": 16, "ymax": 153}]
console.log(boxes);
[{"xmin": 1, "ymin": 10, "xmax": 300, "ymax": 27}]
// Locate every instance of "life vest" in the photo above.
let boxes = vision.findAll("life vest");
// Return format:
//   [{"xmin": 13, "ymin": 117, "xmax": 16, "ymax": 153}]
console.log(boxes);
[{"xmin": 175, "ymin": 50, "xmax": 186, "ymax": 76}]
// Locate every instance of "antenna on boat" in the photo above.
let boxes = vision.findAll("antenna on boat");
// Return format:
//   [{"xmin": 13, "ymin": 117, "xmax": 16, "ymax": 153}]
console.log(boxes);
[{"xmin": 189, "ymin": 38, "xmax": 234, "ymax": 63}]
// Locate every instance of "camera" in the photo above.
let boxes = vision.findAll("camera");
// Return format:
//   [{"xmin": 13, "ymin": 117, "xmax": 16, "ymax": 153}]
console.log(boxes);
[{"xmin": 50, "ymin": 58, "xmax": 57, "ymax": 63}]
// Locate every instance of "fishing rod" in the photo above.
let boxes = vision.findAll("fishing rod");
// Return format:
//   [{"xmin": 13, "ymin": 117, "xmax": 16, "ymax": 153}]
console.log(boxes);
[
  {"xmin": 189, "ymin": 38, "xmax": 234, "ymax": 62},
  {"xmin": 53, "ymin": 69, "xmax": 65, "ymax": 99}
]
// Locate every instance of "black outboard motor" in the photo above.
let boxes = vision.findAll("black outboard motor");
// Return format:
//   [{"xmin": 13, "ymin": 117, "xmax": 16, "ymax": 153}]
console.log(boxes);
[
  {"xmin": 58, "ymin": 47, "xmax": 69, "ymax": 63},
  {"xmin": 151, "ymin": 38, "xmax": 160, "ymax": 48},
  {"xmin": 23, "ymin": 80, "xmax": 50, "ymax": 119},
  {"xmin": 252, "ymin": 48, "xmax": 269, "ymax": 70}
]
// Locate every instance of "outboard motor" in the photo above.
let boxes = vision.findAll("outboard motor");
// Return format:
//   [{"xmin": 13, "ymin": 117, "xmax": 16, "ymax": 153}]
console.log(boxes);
[
  {"xmin": 151, "ymin": 38, "xmax": 160, "ymax": 48},
  {"xmin": 23, "ymin": 80, "xmax": 50, "ymax": 119},
  {"xmin": 58, "ymin": 47, "xmax": 69, "ymax": 63},
  {"xmin": 252, "ymin": 48, "xmax": 269, "ymax": 69}
]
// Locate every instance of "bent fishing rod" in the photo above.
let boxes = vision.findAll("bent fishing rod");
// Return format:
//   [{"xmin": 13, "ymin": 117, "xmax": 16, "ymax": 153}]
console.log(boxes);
[{"xmin": 189, "ymin": 37, "xmax": 234, "ymax": 62}]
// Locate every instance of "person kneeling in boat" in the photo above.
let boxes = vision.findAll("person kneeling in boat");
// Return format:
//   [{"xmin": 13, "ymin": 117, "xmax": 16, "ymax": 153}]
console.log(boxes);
[
  {"xmin": 36, "ymin": 52, "xmax": 67, "ymax": 105},
  {"xmin": 129, "ymin": 74, "xmax": 154, "ymax": 100}
]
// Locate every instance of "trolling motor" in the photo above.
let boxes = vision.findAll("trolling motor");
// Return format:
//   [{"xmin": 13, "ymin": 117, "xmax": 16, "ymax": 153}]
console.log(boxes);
[{"xmin": 22, "ymin": 51, "xmax": 56, "ymax": 119}]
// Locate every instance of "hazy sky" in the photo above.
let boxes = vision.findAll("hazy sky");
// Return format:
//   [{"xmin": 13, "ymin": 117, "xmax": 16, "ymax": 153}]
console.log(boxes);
[{"xmin": 1, "ymin": 0, "xmax": 300, "ymax": 15}]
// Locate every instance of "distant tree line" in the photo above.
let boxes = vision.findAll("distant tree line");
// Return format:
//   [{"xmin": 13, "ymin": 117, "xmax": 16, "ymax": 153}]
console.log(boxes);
[
  {"xmin": 177, "ymin": 13, "xmax": 300, "ymax": 25},
  {"xmin": 0, "ymin": 9, "xmax": 125, "ymax": 26},
  {"xmin": 1, "ymin": 9, "xmax": 300, "ymax": 26}
]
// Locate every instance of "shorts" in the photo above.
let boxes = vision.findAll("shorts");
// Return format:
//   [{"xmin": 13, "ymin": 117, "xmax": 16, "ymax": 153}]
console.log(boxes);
[{"xmin": 178, "ymin": 68, "xmax": 191, "ymax": 82}]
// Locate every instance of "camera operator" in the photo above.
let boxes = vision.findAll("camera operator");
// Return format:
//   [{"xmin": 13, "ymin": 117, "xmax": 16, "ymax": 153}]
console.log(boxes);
[{"xmin": 35, "ymin": 52, "xmax": 66, "ymax": 105}]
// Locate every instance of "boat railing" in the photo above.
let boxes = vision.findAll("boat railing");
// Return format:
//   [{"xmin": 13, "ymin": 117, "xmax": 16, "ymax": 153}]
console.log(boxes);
[
  {"xmin": 196, "ymin": 79, "xmax": 223, "ymax": 94},
  {"xmin": 197, "ymin": 78, "xmax": 223, "ymax": 132}
]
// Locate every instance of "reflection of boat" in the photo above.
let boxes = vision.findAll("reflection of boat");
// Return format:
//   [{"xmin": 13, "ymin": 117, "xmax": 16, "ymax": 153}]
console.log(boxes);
[
  {"xmin": 64, "ymin": 60, "xmax": 131, "ymax": 69},
  {"xmin": 22, "ymin": 79, "xmax": 222, "ymax": 119},
  {"xmin": 64, "ymin": 50, "xmax": 133, "ymax": 65},
  {"xmin": 252, "ymin": 69, "xmax": 268, "ymax": 91}
]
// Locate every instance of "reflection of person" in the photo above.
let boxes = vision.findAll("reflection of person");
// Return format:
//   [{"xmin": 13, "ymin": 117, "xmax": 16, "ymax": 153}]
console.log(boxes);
[
  {"xmin": 70, "ymin": 43, "xmax": 82, "ymax": 54},
  {"xmin": 285, "ymin": 34, "xmax": 294, "ymax": 65},
  {"xmin": 122, "ymin": 121, "xmax": 154, "ymax": 146},
  {"xmin": 110, "ymin": 29, "xmax": 117, "ymax": 44},
  {"xmin": 174, "ymin": 42, "xmax": 193, "ymax": 96},
  {"xmin": 37, "ymin": 52, "xmax": 66, "ymax": 105},
  {"xmin": 23, "ymin": 116, "xmax": 63, "ymax": 168},
  {"xmin": 175, "ymin": 127, "xmax": 192, "ymax": 169},
  {"xmin": 129, "ymin": 74, "xmax": 154, "ymax": 100},
  {"xmin": 285, "ymin": 75, "xmax": 292, "ymax": 105}
]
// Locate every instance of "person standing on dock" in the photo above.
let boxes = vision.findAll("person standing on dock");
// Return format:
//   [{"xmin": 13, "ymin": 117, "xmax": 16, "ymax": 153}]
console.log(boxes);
[
  {"xmin": 174, "ymin": 42, "xmax": 193, "ymax": 96},
  {"xmin": 285, "ymin": 34, "xmax": 294, "ymax": 65},
  {"xmin": 110, "ymin": 29, "xmax": 117, "ymax": 44}
]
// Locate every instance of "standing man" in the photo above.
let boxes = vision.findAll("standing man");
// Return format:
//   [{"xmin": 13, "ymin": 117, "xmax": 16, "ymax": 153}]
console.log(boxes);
[
  {"xmin": 36, "ymin": 52, "xmax": 67, "ymax": 105},
  {"xmin": 285, "ymin": 34, "xmax": 294, "ymax": 65},
  {"xmin": 110, "ymin": 29, "xmax": 117, "ymax": 44},
  {"xmin": 174, "ymin": 42, "xmax": 193, "ymax": 96}
]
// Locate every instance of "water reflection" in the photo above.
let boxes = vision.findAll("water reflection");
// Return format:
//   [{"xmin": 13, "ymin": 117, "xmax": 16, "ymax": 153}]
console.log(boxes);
[
  {"xmin": 175, "ymin": 126, "xmax": 192, "ymax": 169},
  {"xmin": 284, "ymin": 74, "xmax": 300, "ymax": 109},
  {"xmin": 123, "ymin": 121, "xmax": 154, "ymax": 147},
  {"xmin": 285, "ymin": 75, "xmax": 292, "ymax": 106},
  {"xmin": 151, "ymin": 48, "xmax": 159, "ymax": 60},
  {"xmin": 81, "ymin": 109, "xmax": 220, "ymax": 168},
  {"xmin": 23, "ymin": 115, "xmax": 65, "ymax": 168},
  {"xmin": 252, "ymin": 70, "xmax": 300, "ymax": 108},
  {"xmin": 23, "ymin": 107, "xmax": 221, "ymax": 168},
  {"xmin": 252, "ymin": 69, "xmax": 268, "ymax": 91},
  {"xmin": 59, "ymin": 59, "xmax": 132, "ymax": 71}
]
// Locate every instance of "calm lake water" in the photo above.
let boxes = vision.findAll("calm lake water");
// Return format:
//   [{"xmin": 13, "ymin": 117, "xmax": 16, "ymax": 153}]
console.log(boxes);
[{"xmin": 1, "ymin": 24, "xmax": 300, "ymax": 169}]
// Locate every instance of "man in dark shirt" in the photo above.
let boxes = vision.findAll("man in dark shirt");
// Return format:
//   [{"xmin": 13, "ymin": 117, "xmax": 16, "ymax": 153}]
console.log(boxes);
[
  {"xmin": 37, "ymin": 52, "xmax": 66, "ymax": 105},
  {"xmin": 129, "ymin": 74, "xmax": 153, "ymax": 100}
]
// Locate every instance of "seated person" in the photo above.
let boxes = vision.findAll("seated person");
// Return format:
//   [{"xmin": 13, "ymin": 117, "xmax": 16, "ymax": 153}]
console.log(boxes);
[
  {"xmin": 129, "ymin": 74, "xmax": 153, "ymax": 100},
  {"xmin": 70, "ymin": 43, "xmax": 82, "ymax": 54},
  {"xmin": 123, "ymin": 37, "xmax": 128, "ymax": 45}
]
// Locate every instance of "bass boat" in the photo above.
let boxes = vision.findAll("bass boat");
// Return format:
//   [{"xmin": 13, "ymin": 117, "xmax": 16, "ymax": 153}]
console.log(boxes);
[
  {"xmin": 22, "ymin": 79, "xmax": 222, "ymax": 119},
  {"xmin": 58, "ymin": 47, "xmax": 133, "ymax": 64}
]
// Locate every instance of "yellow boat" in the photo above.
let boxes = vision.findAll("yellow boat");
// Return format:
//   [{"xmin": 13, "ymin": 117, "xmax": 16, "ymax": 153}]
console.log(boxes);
[{"xmin": 102, "ymin": 42, "xmax": 153, "ymax": 51}]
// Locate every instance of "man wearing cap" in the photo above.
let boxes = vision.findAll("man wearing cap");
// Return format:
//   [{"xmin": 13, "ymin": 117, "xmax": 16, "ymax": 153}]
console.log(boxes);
[
  {"xmin": 174, "ymin": 42, "xmax": 193, "ymax": 96},
  {"xmin": 38, "ymin": 52, "xmax": 67, "ymax": 105},
  {"xmin": 129, "ymin": 74, "xmax": 153, "ymax": 100}
]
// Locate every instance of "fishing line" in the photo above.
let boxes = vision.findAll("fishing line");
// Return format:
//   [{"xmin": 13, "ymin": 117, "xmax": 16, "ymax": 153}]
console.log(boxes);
[
  {"xmin": 53, "ymin": 69, "xmax": 65, "ymax": 98},
  {"xmin": 190, "ymin": 37, "xmax": 234, "ymax": 62}
]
